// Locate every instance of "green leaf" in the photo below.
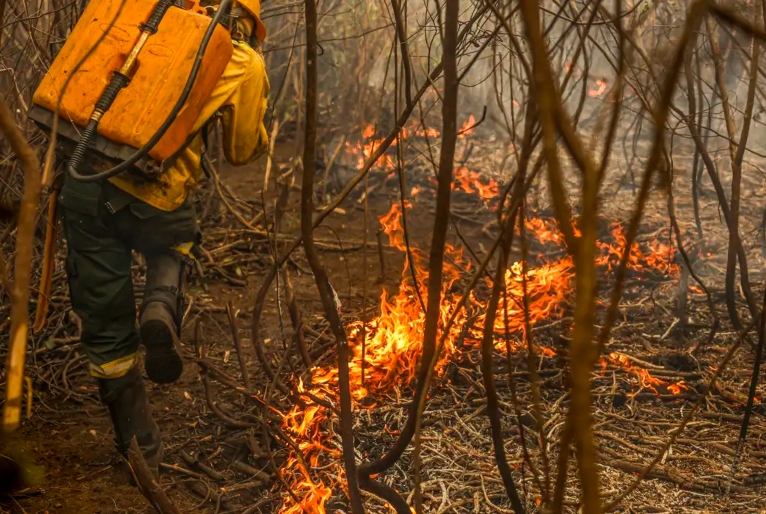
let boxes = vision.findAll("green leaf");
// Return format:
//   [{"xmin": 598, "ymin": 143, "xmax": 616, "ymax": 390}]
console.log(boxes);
[{"xmin": 638, "ymin": 0, "xmax": 651, "ymax": 18}]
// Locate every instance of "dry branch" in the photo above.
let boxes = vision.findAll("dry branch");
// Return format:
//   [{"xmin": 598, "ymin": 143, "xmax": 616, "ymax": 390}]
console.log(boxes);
[
  {"xmin": 519, "ymin": 1, "xmax": 603, "ymax": 510},
  {"xmin": 411, "ymin": 3, "xmax": 460, "ymax": 511},
  {"xmin": 1, "ymin": 93, "xmax": 42, "ymax": 432},
  {"xmin": 127, "ymin": 438, "xmax": 179, "ymax": 514},
  {"xmin": 300, "ymin": 0, "xmax": 363, "ymax": 511}
]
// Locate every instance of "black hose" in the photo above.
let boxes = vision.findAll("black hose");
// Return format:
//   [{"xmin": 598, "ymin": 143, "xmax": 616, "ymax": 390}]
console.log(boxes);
[
  {"xmin": 143, "ymin": 0, "xmax": 173, "ymax": 33},
  {"xmin": 67, "ymin": 72, "xmax": 131, "ymax": 172},
  {"xmin": 67, "ymin": 0, "xmax": 232, "ymax": 182}
]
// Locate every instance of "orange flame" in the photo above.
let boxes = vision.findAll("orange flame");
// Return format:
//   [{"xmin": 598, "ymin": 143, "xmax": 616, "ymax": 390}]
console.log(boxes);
[
  {"xmin": 597, "ymin": 223, "xmax": 643, "ymax": 270},
  {"xmin": 346, "ymin": 116, "xmax": 475, "ymax": 173},
  {"xmin": 644, "ymin": 239, "xmax": 678, "ymax": 274},
  {"xmin": 594, "ymin": 223, "xmax": 679, "ymax": 275},
  {"xmin": 668, "ymin": 381, "xmax": 689, "ymax": 396},
  {"xmin": 588, "ymin": 79, "xmax": 608, "ymax": 98},
  {"xmin": 459, "ymin": 114, "xmax": 476, "ymax": 136},
  {"xmin": 345, "ymin": 127, "xmax": 396, "ymax": 171},
  {"xmin": 607, "ymin": 352, "xmax": 667, "ymax": 395},
  {"xmin": 453, "ymin": 166, "xmax": 499, "ymax": 201},
  {"xmin": 280, "ymin": 202, "xmax": 468, "ymax": 512},
  {"xmin": 279, "ymin": 135, "xmax": 682, "ymax": 512},
  {"xmin": 600, "ymin": 353, "xmax": 689, "ymax": 398}
]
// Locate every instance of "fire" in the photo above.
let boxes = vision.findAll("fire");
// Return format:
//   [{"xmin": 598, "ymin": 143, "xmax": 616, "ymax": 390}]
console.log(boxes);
[
  {"xmin": 597, "ymin": 222, "xmax": 643, "ymax": 270},
  {"xmin": 599, "ymin": 353, "xmax": 689, "ymax": 398},
  {"xmin": 525, "ymin": 218, "xmax": 564, "ymax": 246},
  {"xmin": 459, "ymin": 114, "xmax": 476, "ymax": 136},
  {"xmin": 346, "ymin": 118, "xmax": 501, "ymax": 204},
  {"xmin": 588, "ymin": 79, "xmax": 608, "ymax": 98},
  {"xmin": 280, "ymin": 202, "xmax": 468, "ymax": 512},
  {"xmin": 453, "ymin": 166, "xmax": 499, "ymax": 201},
  {"xmin": 278, "ymin": 130, "xmax": 683, "ymax": 512},
  {"xmin": 524, "ymin": 218, "xmax": 678, "ymax": 277},
  {"xmin": 345, "ymin": 115, "xmax": 477, "ymax": 174},
  {"xmin": 488, "ymin": 259, "xmax": 574, "ymax": 348},
  {"xmin": 594, "ymin": 223, "xmax": 679, "ymax": 275},
  {"xmin": 668, "ymin": 381, "xmax": 688, "ymax": 396},
  {"xmin": 644, "ymin": 239, "xmax": 678, "ymax": 274},
  {"xmin": 604, "ymin": 353, "xmax": 667, "ymax": 395},
  {"xmin": 345, "ymin": 126, "xmax": 396, "ymax": 171},
  {"xmin": 280, "ymin": 382, "xmax": 337, "ymax": 514}
]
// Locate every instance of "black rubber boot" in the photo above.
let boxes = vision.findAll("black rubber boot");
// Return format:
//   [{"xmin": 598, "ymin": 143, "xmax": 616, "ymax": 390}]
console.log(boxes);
[
  {"xmin": 98, "ymin": 366, "xmax": 163, "ymax": 479},
  {"xmin": 140, "ymin": 252, "xmax": 185, "ymax": 384},
  {"xmin": 140, "ymin": 302, "xmax": 183, "ymax": 384}
]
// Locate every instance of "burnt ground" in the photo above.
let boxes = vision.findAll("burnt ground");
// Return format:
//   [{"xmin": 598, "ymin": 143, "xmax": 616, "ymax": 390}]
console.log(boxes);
[{"xmin": 3, "ymin": 122, "xmax": 766, "ymax": 514}]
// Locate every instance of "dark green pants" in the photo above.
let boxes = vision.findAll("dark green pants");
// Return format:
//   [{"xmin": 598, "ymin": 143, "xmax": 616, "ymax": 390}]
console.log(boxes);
[{"xmin": 59, "ymin": 179, "xmax": 199, "ymax": 378}]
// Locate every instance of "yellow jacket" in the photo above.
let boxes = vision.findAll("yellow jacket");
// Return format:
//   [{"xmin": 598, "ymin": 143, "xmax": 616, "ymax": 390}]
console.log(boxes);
[{"xmin": 109, "ymin": 40, "xmax": 269, "ymax": 211}]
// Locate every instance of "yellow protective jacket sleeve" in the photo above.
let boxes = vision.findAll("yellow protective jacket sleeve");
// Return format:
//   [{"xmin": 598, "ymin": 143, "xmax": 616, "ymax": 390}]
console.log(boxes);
[{"xmin": 109, "ymin": 41, "xmax": 269, "ymax": 211}]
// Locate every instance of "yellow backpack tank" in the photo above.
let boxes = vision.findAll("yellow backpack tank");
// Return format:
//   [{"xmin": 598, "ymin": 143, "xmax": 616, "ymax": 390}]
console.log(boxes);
[{"xmin": 30, "ymin": 0, "xmax": 233, "ymax": 176}]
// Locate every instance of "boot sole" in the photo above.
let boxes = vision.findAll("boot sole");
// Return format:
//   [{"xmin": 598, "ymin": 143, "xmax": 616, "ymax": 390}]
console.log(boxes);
[{"xmin": 141, "ymin": 319, "xmax": 183, "ymax": 384}]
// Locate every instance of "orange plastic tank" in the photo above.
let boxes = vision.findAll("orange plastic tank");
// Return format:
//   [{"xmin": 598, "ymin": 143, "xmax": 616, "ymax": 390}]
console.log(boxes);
[{"xmin": 32, "ymin": 0, "xmax": 233, "ymax": 162}]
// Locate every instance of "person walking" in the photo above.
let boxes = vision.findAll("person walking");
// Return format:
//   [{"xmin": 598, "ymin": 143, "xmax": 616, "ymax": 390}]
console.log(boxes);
[{"xmin": 56, "ymin": 0, "xmax": 269, "ymax": 476}]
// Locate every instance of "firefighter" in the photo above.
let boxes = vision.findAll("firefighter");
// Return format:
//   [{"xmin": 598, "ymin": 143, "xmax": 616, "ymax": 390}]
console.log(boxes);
[{"xmin": 56, "ymin": 0, "xmax": 269, "ymax": 476}]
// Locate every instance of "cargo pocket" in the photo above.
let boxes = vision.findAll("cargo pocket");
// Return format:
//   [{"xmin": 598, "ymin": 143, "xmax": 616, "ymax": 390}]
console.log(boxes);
[
  {"xmin": 62, "ymin": 236, "xmax": 85, "ymax": 318},
  {"xmin": 59, "ymin": 181, "xmax": 111, "ymax": 251}
]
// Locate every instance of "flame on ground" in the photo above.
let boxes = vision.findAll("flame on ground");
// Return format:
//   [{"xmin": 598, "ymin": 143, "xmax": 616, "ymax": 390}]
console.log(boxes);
[
  {"xmin": 599, "ymin": 353, "xmax": 688, "ymax": 397},
  {"xmin": 599, "ymin": 223, "xmax": 679, "ymax": 275},
  {"xmin": 484, "ymin": 259, "xmax": 574, "ymax": 352},
  {"xmin": 453, "ymin": 166, "xmax": 499, "ymax": 201},
  {"xmin": 345, "ymin": 119, "xmax": 495, "ymax": 198},
  {"xmin": 278, "ymin": 130, "xmax": 682, "ymax": 512}
]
